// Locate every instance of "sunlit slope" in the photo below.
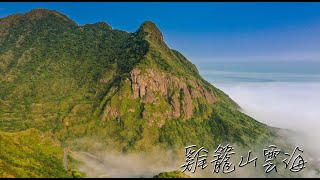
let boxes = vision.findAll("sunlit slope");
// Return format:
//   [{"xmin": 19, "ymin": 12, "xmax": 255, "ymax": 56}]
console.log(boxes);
[{"xmin": 0, "ymin": 129, "xmax": 78, "ymax": 177}]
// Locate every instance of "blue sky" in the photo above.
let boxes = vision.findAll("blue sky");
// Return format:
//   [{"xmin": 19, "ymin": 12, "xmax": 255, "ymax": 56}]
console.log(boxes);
[{"xmin": 1, "ymin": 2, "xmax": 320, "ymax": 63}]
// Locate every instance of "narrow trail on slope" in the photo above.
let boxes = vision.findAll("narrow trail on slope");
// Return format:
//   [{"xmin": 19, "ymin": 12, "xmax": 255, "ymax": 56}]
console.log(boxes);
[{"xmin": 63, "ymin": 148, "xmax": 68, "ymax": 171}]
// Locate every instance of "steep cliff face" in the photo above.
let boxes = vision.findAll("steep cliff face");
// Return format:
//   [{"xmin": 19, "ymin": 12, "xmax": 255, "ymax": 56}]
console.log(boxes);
[
  {"xmin": 130, "ymin": 68, "xmax": 216, "ymax": 124},
  {"xmin": 0, "ymin": 9, "xmax": 272, "ymax": 153},
  {"xmin": 102, "ymin": 67, "xmax": 217, "ymax": 127}
]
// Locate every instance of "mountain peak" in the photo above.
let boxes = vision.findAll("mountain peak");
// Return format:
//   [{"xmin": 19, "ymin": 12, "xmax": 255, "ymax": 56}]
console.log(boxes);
[
  {"xmin": 137, "ymin": 20, "xmax": 164, "ymax": 43},
  {"xmin": 25, "ymin": 8, "xmax": 64, "ymax": 18},
  {"xmin": 24, "ymin": 8, "xmax": 78, "ymax": 26},
  {"xmin": 83, "ymin": 21, "xmax": 112, "ymax": 30},
  {"xmin": 96, "ymin": 21, "xmax": 112, "ymax": 30},
  {"xmin": 139, "ymin": 20, "xmax": 158, "ymax": 30},
  {"xmin": 27, "ymin": 8, "xmax": 60, "ymax": 15}
]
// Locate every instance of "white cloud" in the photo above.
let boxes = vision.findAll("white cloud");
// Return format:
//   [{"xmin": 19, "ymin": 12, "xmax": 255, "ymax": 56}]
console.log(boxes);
[
  {"xmin": 192, "ymin": 53, "xmax": 320, "ymax": 63},
  {"xmin": 215, "ymin": 82, "xmax": 320, "ymax": 173}
]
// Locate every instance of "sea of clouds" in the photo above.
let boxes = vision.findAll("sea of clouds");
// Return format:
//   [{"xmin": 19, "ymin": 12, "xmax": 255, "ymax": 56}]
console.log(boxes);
[
  {"xmin": 216, "ymin": 82, "xmax": 320, "ymax": 156},
  {"xmin": 213, "ymin": 81, "xmax": 320, "ymax": 177}
]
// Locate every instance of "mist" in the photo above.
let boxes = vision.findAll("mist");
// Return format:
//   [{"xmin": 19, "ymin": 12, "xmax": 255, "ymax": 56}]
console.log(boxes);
[
  {"xmin": 70, "ymin": 145, "xmax": 186, "ymax": 178},
  {"xmin": 215, "ymin": 82, "xmax": 320, "ymax": 177}
]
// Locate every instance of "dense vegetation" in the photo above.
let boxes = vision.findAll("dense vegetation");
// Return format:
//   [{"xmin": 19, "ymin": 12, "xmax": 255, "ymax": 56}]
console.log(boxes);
[
  {"xmin": 0, "ymin": 9, "xmax": 276, "ymax": 177},
  {"xmin": 0, "ymin": 129, "xmax": 83, "ymax": 178},
  {"xmin": 159, "ymin": 102, "xmax": 273, "ymax": 150}
]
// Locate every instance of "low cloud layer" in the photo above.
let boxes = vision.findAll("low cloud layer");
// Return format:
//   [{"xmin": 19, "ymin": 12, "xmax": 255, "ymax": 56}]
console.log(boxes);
[
  {"xmin": 71, "ymin": 147, "xmax": 185, "ymax": 178},
  {"xmin": 216, "ymin": 82, "xmax": 320, "ymax": 177}
]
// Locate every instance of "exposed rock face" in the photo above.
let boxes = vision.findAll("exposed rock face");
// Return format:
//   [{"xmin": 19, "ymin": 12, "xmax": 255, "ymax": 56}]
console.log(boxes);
[
  {"xmin": 129, "ymin": 68, "xmax": 216, "ymax": 126},
  {"xmin": 102, "ymin": 67, "xmax": 217, "ymax": 127},
  {"xmin": 130, "ymin": 68, "xmax": 168, "ymax": 100},
  {"xmin": 104, "ymin": 105, "xmax": 121, "ymax": 120}
]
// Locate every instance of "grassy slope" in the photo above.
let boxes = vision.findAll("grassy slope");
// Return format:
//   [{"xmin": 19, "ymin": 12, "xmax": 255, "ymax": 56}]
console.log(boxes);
[{"xmin": 0, "ymin": 129, "xmax": 79, "ymax": 178}]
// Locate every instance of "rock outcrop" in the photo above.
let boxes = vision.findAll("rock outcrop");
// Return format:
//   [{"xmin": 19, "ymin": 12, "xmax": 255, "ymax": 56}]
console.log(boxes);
[{"xmin": 127, "ymin": 68, "xmax": 216, "ymax": 126}]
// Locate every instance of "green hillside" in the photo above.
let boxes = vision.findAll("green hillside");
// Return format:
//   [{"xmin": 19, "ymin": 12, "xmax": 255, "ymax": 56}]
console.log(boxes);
[
  {"xmin": 0, "ymin": 129, "xmax": 82, "ymax": 177},
  {"xmin": 0, "ymin": 9, "xmax": 276, "ymax": 177}
]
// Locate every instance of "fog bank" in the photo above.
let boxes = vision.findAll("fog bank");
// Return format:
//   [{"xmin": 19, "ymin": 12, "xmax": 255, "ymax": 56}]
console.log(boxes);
[{"xmin": 216, "ymin": 82, "xmax": 320, "ymax": 175}]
